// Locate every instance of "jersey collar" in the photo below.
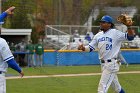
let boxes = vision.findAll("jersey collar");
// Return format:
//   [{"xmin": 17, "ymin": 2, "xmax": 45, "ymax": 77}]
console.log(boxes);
[{"xmin": 103, "ymin": 28, "xmax": 112, "ymax": 34}]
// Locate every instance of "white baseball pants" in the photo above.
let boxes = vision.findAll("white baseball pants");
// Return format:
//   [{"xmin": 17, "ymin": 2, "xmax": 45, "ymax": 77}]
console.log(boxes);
[
  {"xmin": 0, "ymin": 74, "xmax": 6, "ymax": 93},
  {"xmin": 98, "ymin": 59, "xmax": 122, "ymax": 93}
]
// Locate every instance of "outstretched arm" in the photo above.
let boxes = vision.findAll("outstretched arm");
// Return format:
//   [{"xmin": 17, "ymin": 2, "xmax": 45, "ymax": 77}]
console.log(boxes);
[{"xmin": 7, "ymin": 58, "xmax": 24, "ymax": 78}]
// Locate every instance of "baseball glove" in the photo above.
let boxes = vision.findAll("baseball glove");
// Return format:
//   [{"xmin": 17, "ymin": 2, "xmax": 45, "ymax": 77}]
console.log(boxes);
[{"xmin": 117, "ymin": 14, "xmax": 133, "ymax": 26}]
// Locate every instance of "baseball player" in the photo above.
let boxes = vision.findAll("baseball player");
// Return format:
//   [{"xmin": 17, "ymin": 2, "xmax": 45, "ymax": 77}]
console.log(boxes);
[
  {"xmin": 78, "ymin": 15, "xmax": 135, "ymax": 93},
  {"xmin": 0, "ymin": 6, "xmax": 24, "ymax": 93},
  {"xmin": 35, "ymin": 39, "xmax": 44, "ymax": 67}
]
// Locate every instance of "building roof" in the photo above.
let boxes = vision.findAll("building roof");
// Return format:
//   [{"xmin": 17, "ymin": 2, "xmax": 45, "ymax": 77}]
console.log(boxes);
[{"xmin": 1, "ymin": 28, "xmax": 32, "ymax": 35}]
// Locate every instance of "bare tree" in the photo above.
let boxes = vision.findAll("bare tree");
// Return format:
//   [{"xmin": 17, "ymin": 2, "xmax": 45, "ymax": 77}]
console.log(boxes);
[{"xmin": 71, "ymin": 0, "xmax": 82, "ymax": 25}]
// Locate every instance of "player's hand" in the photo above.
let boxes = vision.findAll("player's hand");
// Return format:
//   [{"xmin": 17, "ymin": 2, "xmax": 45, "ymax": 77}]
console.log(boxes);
[
  {"xmin": 5, "ymin": 6, "xmax": 15, "ymax": 15},
  {"xmin": 78, "ymin": 44, "xmax": 85, "ymax": 51},
  {"xmin": 20, "ymin": 71, "xmax": 24, "ymax": 78}
]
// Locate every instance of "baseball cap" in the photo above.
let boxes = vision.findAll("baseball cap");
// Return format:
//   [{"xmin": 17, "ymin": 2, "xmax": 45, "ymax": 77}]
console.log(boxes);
[{"xmin": 100, "ymin": 15, "xmax": 113, "ymax": 23}]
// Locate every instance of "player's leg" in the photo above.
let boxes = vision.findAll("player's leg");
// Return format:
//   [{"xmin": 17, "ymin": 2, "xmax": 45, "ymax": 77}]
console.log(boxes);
[
  {"xmin": 32, "ymin": 54, "xmax": 36, "ymax": 67},
  {"xmin": 29, "ymin": 55, "xmax": 32, "ymax": 67},
  {"xmin": 98, "ymin": 69, "xmax": 115, "ymax": 93},
  {"xmin": 36, "ymin": 54, "xmax": 39, "ymax": 67},
  {"xmin": 98, "ymin": 59, "xmax": 120, "ymax": 93},
  {"xmin": 28, "ymin": 54, "xmax": 31, "ymax": 67},
  {"xmin": 111, "ymin": 74, "xmax": 125, "ymax": 93},
  {"xmin": 30, "ymin": 54, "xmax": 34, "ymax": 67},
  {"xmin": 39, "ymin": 55, "xmax": 42, "ymax": 67},
  {"xmin": 38, "ymin": 55, "xmax": 40, "ymax": 67},
  {"xmin": 40, "ymin": 54, "xmax": 43, "ymax": 66},
  {"xmin": 0, "ymin": 75, "xmax": 6, "ymax": 93}
]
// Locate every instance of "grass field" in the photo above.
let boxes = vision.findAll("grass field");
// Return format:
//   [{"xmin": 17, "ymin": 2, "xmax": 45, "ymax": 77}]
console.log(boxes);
[{"xmin": 6, "ymin": 65, "xmax": 140, "ymax": 93}]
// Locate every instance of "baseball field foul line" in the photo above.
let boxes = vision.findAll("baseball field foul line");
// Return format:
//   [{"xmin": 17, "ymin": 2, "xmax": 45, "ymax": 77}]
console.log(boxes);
[{"xmin": 6, "ymin": 71, "xmax": 140, "ymax": 80}]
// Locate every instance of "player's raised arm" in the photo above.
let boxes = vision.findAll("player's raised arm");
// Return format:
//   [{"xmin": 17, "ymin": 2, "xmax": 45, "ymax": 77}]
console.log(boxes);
[
  {"xmin": 117, "ymin": 14, "xmax": 135, "ymax": 40},
  {"xmin": 0, "ymin": 6, "xmax": 15, "ymax": 24}
]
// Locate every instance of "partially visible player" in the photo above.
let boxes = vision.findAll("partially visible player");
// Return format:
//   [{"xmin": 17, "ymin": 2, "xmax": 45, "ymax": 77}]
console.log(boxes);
[
  {"xmin": 78, "ymin": 15, "xmax": 135, "ymax": 93},
  {"xmin": 0, "ymin": 6, "xmax": 24, "ymax": 93},
  {"xmin": 117, "ymin": 50, "xmax": 128, "ymax": 67},
  {"xmin": 35, "ymin": 39, "xmax": 44, "ymax": 67}
]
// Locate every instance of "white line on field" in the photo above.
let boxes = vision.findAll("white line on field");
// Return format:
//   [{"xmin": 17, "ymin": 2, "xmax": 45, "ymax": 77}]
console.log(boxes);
[{"xmin": 6, "ymin": 71, "xmax": 140, "ymax": 80}]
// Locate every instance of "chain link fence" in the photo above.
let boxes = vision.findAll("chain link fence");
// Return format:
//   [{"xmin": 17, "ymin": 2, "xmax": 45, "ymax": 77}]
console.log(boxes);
[{"xmin": 44, "ymin": 25, "xmax": 140, "ymax": 50}]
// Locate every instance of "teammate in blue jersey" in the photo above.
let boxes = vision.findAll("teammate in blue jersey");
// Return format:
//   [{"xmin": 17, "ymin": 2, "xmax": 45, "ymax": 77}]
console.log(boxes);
[
  {"xmin": 78, "ymin": 15, "xmax": 135, "ymax": 93},
  {"xmin": 0, "ymin": 6, "xmax": 24, "ymax": 93}
]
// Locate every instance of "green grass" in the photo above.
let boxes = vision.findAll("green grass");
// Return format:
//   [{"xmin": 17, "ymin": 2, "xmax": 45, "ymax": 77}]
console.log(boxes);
[
  {"xmin": 6, "ymin": 64, "xmax": 140, "ymax": 93},
  {"xmin": 7, "ymin": 65, "xmax": 101, "ymax": 76},
  {"xmin": 7, "ymin": 74, "xmax": 140, "ymax": 93},
  {"xmin": 7, "ymin": 64, "xmax": 140, "ymax": 76}
]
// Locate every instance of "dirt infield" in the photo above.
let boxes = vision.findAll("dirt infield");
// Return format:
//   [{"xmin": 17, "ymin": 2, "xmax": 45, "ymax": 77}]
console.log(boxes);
[{"xmin": 6, "ymin": 71, "xmax": 140, "ymax": 80}]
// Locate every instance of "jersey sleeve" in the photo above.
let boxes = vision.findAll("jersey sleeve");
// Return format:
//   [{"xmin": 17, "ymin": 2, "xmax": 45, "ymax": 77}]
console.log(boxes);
[
  {"xmin": 0, "ymin": 12, "xmax": 8, "ymax": 24},
  {"xmin": 115, "ymin": 30, "xmax": 127, "ymax": 41},
  {"xmin": 0, "ymin": 38, "xmax": 14, "ymax": 62}
]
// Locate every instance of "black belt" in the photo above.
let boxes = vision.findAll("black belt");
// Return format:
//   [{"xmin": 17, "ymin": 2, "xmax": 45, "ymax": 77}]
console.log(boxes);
[{"xmin": 101, "ymin": 58, "xmax": 117, "ymax": 63}]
